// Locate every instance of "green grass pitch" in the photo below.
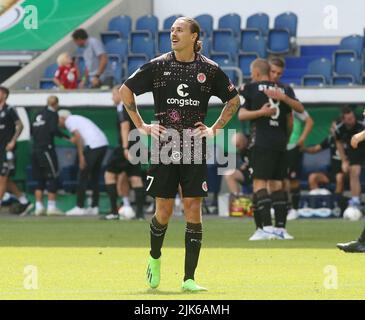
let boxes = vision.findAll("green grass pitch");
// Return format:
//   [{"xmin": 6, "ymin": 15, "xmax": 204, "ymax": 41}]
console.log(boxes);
[{"xmin": 1, "ymin": 216, "xmax": 365, "ymax": 300}]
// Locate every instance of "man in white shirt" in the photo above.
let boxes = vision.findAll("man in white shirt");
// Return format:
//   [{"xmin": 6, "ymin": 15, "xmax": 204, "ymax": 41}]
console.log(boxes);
[{"xmin": 58, "ymin": 110, "xmax": 108, "ymax": 215}]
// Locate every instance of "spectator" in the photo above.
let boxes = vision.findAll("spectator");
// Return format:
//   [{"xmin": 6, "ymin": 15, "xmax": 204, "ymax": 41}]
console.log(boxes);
[
  {"xmin": 72, "ymin": 28, "xmax": 113, "ymax": 88},
  {"xmin": 53, "ymin": 52, "xmax": 79, "ymax": 89},
  {"xmin": 58, "ymin": 110, "xmax": 108, "ymax": 216}
]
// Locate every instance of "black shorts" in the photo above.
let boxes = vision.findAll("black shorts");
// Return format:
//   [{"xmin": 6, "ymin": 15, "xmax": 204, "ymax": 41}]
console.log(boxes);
[
  {"xmin": 106, "ymin": 146, "xmax": 142, "ymax": 177},
  {"xmin": 347, "ymin": 148, "xmax": 365, "ymax": 166},
  {"xmin": 146, "ymin": 163, "xmax": 208, "ymax": 198},
  {"xmin": 32, "ymin": 148, "xmax": 59, "ymax": 180},
  {"xmin": 287, "ymin": 145, "xmax": 303, "ymax": 180},
  {"xmin": 250, "ymin": 146, "xmax": 287, "ymax": 181},
  {"xmin": 0, "ymin": 150, "xmax": 16, "ymax": 177}
]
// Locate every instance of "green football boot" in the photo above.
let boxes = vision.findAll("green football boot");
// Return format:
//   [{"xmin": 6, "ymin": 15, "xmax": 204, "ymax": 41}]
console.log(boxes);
[
  {"xmin": 146, "ymin": 256, "xmax": 161, "ymax": 289},
  {"xmin": 181, "ymin": 279, "xmax": 207, "ymax": 292}
]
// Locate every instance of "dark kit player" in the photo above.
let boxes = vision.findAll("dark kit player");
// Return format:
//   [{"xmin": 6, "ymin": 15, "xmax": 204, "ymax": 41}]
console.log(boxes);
[
  {"xmin": 31, "ymin": 96, "xmax": 69, "ymax": 215},
  {"xmin": 120, "ymin": 17, "xmax": 240, "ymax": 291},
  {"xmin": 238, "ymin": 59, "xmax": 293, "ymax": 241},
  {"xmin": 0, "ymin": 86, "xmax": 32, "ymax": 214},
  {"xmin": 104, "ymin": 86, "xmax": 145, "ymax": 220}
]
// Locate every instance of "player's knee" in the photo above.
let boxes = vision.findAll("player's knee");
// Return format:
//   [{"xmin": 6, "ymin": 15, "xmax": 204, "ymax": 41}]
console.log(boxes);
[
  {"xmin": 130, "ymin": 176, "xmax": 143, "ymax": 188},
  {"xmin": 104, "ymin": 171, "xmax": 116, "ymax": 184}
]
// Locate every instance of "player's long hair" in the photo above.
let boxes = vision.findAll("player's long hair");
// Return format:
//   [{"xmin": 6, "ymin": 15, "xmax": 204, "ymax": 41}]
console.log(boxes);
[{"xmin": 179, "ymin": 17, "xmax": 202, "ymax": 53}]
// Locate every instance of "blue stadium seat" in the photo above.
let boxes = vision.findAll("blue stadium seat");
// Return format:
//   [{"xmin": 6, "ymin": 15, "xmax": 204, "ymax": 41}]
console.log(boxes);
[
  {"xmin": 43, "ymin": 63, "xmax": 58, "ymax": 78},
  {"xmin": 332, "ymin": 75, "xmax": 355, "ymax": 86},
  {"xmin": 246, "ymin": 13, "xmax": 269, "ymax": 36},
  {"xmin": 108, "ymin": 15, "xmax": 132, "ymax": 38},
  {"xmin": 218, "ymin": 13, "xmax": 241, "ymax": 38},
  {"xmin": 104, "ymin": 38, "xmax": 128, "ymax": 62},
  {"xmin": 136, "ymin": 14, "xmax": 159, "ymax": 38},
  {"xmin": 163, "ymin": 14, "xmax": 183, "ymax": 30},
  {"xmin": 101, "ymin": 15, "xmax": 132, "ymax": 44},
  {"xmin": 267, "ymin": 29, "xmax": 290, "ymax": 54},
  {"xmin": 157, "ymin": 30, "xmax": 171, "ymax": 54},
  {"xmin": 194, "ymin": 14, "xmax": 213, "ymax": 38},
  {"xmin": 302, "ymin": 76, "xmax": 326, "ymax": 86},
  {"xmin": 305, "ymin": 58, "xmax": 332, "ymax": 83},
  {"xmin": 130, "ymin": 31, "xmax": 155, "ymax": 59},
  {"xmin": 108, "ymin": 55, "xmax": 123, "ymax": 84},
  {"xmin": 210, "ymin": 53, "xmax": 233, "ymax": 67},
  {"xmin": 274, "ymin": 12, "xmax": 298, "ymax": 38},
  {"xmin": 39, "ymin": 79, "xmax": 56, "ymax": 89},
  {"xmin": 240, "ymin": 29, "xmax": 261, "ymax": 50},
  {"xmin": 127, "ymin": 54, "xmax": 148, "ymax": 77},
  {"xmin": 212, "ymin": 30, "xmax": 238, "ymax": 60},
  {"xmin": 238, "ymin": 53, "xmax": 258, "ymax": 77},
  {"xmin": 221, "ymin": 67, "xmax": 240, "ymax": 86},
  {"xmin": 339, "ymin": 35, "xmax": 363, "ymax": 58},
  {"xmin": 300, "ymin": 149, "xmax": 330, "ymax": 181},
  {"xmin": 241, "ymin": 34, "xmax": 267, "ymax": 58},
  {"xmin": 334, "ymin": 54, "xmax": 362, "ymax": 83}
]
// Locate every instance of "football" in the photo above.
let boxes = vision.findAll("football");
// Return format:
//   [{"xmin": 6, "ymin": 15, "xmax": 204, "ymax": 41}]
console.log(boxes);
[
  {"xmin": 118, "ymin": 206, "xmax": 136, "ymax": 220},
  {"xmin": 343, "ymin": 207, "xmax": 363, "ymax": 221}
]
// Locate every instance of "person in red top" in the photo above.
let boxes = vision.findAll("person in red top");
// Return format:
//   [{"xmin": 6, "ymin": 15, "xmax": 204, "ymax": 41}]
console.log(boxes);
[{"xmin": 53, "ymin": 52, "xmax": 79, "ymax": 89}]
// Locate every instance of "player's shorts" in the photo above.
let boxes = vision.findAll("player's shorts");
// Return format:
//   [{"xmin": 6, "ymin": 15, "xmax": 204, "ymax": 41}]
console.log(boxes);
[
  {"xmin": 105, "ymin": 146, "xmax": 142, "ymax": 177},
  {"xmin": 347, "ymin": 147, "xmax": 365, "ymax": 166},
  {"xmin": 0, "ymin": 149, "xmax": 16, "ymax": 177},
  {"xmin": 287, "ymin": 145, "xmax": 303, "ymax": 180},
  {"xmin": 146, "ymin": 163, "xmax": 208, "ymax": 198},
  {"xmin": 250, "ymin": 146, "xmax": 287, "ymax": 181},
  {"xmin": 32, "ymin": 148, "xmax": 59, "ymax": 180}
]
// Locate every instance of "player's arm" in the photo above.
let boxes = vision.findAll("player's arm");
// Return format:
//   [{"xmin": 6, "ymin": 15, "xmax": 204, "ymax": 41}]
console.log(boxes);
[
  {"xmin": 287, "ymin": 112, "xmax": 293, "ymax": 138},
  {"xmin": 201, "ymin": 94, "xmax": 241, "ymax": 135},
  {"xmin": 238, "ymin": 103, "xmax": 276, "ymax": 121},
  {"xmin": 264, "ymin": 87, "xmax": 304, "ymax": 113},
  {"xmin": 121, "ymin": 121, "xmax": 130, "ymax": 159},
  {"xmin": 96, "ymin": 53, "xmax": 108, "ymax": 78},
  {"xmin": 119, "ymin": 84, "xmax": 165, "ymax": 138},
  {"xmin": 6, "ymin": 118, "xmax": 23, "ymax": 151},
  {"xmin": 351, "ymin": 130, "xmax": 365, "ymax": 149},
  {"xmin": 70, "ymin": 130, "xmax": 86, "ymax": 169},
  {"xmin": 335, "ymin": 139, "xmax": 349, "ymax": 173},
  {"xmin": 297, "ymin": 114, "xmax": 314, "ymax": 148}
]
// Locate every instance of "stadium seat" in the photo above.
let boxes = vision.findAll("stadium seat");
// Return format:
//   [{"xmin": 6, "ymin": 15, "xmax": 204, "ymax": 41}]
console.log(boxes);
[
  {"xmin": 127, "ymin": 54, "xmax": 148, "ymax": 76},
  {"xmin": 246, "ymin": 13, "xmax": 269, "ymax": 36},
  {"xmin": 130, "ymin": 31, "xmax": 155, "ymax": 59},
  {"xmin": 163, "ymin": 14, "xmax": 183, "ymax": 30},
  {"xmin": 39, "ymin": 79, "xmax": 56, "ymax": 89},
  {"xmin": 222, "ymin": 67, "xmax": 241, "ymax": 86},
  {"xmin": 304, "ymin": 58, "xmax": 332, "ymax": 84},
  {"xmin": 334, "ymin": 55, "xmax": 362, "ymax": 83},
  {"xmin": 194, "ymin": 14, "xmax": 213, "ymax": 38},
  {"xmin": 332, "ymin": 75, "xmax": 356, "ymax": 86},
  {"xmin": 212, "ymin": 30, "xmax": 238, "ymax": 60},
  {"xmin": 201, "ymin": 37, "xmax": 211, "ymax": 57},
  {"xmin": 238, "ymin": 53, "xmax": 258, "ymax": 77},
  {"xmin": 136, "ymin": 14, "xmax": 159, "ymax": 38},
  {"xmin": 274, "ymin": 12, "xmax": 298, "ymax": 38},
  {"xmin": 218, "ymin": 13, "xmax": 241, "ymax": 38},
  {"xmin": 157, "ymin": 30, "xmax": 171, "ymax": 54},
  {"xmin": 105, "ymin": 38, "xmax": 128, "ymax": 62},
  {"xmin": 108, "ymin": 54, "xmax": 123, "ymax": 84},
  {"xmin": 267, "ymin": 29, "xmax": 290, "ymax": 54},
  {"xmin": 241, "ymin": 34, "xmax": 267, "ymax": 58},
  {"xmin": 43, "ymin": 63, "xmax": 58, "ymax": 78},
  {"xmin": 339, "ymin": 35, "xmax": 364, "ymax": 58},
  {"xmin": 101, "ymin": 15, "xmax": 132, "ymax": 44},
  {"xmin": 302, "ymin": 76, "xmax": 326, "ymax": 86},
  {"xmin": 241, "ymin": 29, "xmax": 261, "ymax": 50},
  {"xmin": 108, "ymin": 15, "xmax": 132, "ymax": 38},
  {"xmin": 300, "ymin": 148, "xmax": 330, "ymax": 181}
]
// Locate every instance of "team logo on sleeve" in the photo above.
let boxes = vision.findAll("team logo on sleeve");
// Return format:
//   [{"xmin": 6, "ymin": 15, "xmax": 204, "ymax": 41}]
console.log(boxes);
[
  {"xmin": 202, "ymin": 181, "xmax": 208, "ymax": 192},
  {"xmin": 197, "ymin": 73, "xmax": 206, "ymax": 84}
]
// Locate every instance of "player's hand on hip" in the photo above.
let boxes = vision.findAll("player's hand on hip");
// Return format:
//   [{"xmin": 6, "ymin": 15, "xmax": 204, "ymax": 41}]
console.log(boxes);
[
  {"xmin": 140, "ymin": 123, "xmax": 166, "ymax": 140},
  {"xmin": 193, "ymin": 122, "xmax": 215, "ymax": 138},
  {"xmin": 260, "ymin": 103, "xmax": 277, "ymax": 117}
]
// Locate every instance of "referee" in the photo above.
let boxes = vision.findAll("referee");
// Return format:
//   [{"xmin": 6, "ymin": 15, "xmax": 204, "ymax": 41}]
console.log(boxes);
[
  {"xmin": 31, "ymin": 96, "xmax": 69, "ymax": 215},
  {"xmin": 120, "ymin": 17, "xmax": 240, "ymax": 291}
]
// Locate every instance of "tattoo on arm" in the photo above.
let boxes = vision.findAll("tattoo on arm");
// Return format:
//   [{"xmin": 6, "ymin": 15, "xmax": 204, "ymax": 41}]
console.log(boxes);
[
  {"xmin": 125, "ymin": 102, "xmax": 137, "ymax": 112},
  {"xmin": 217, "ymin": 97, "xmax": 240, "ymax": 128},
  {"xmin": 13, "ymin": 120, "xmax": 23, "ymax": 140}
]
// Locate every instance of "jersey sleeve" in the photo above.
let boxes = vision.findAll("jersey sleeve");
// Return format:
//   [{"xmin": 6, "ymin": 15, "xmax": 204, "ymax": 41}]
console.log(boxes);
[
  {"xmin": 124, "ymin": 61, "xmax": 154, "ymax": 95},
  {"xmin": 285, "ymin": 85, "xmax": 298, "ymax": 101},
  {"xmin": 211, "ymin": 67, "xmax": 238, "ymax": 103}
]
